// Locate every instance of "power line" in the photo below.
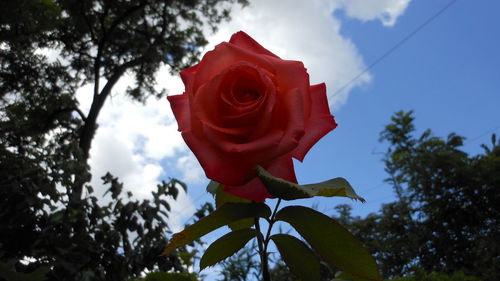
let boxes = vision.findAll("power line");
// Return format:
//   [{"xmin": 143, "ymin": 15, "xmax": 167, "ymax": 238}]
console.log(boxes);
[
  {"xmin": 464, "ymin": 125, "xmax": 500, "ymax": 145},
  {"xmin": 332, "ymin": 0, "xmax": 459, "ymax": 98},
  {"xmin": 179, "ymin": 191, "xmax": 210, "ymax": 227},
  {"xmin": 353, "ymin": 123, "xmax": 500, "ymax": 207}
]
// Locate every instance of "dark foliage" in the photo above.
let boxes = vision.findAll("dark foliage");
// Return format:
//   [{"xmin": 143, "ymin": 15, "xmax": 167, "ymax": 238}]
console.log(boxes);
[
  {"xmin": 391, "ymin": 268, "xmax": 481, "ymax": 281},
  {"xmin": 0, "ymin": 0, "xmax": 245, "ymax": 280},
  {"xmin": 217, "ymin": 243, "xmax": 260, "ymax": 281},
  {"xmin": 333, "ymin": 111, "xmax": 500, "ymax": 280}
]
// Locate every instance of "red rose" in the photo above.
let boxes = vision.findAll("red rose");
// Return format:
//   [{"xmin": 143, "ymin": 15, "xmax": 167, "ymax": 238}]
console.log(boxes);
[{"xmin": 168, "ymin": 31, "xmax": 337, "ymax": 202}]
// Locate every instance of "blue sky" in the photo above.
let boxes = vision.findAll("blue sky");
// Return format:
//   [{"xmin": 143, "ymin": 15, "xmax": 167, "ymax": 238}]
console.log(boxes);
[{"xmin": 310, "ymin": 0, "xmax": 500, "ymax": 217}]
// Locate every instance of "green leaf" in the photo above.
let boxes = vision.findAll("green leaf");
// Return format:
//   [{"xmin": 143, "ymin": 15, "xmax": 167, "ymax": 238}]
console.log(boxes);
[
  {"xmin": 200, "ymin": 228, "xmax": 257, "ymax": 270},
  {"xmin": 144, "ymin": 271, "xmax": 198, "ymax": 281},
  {"xmin": 215, "ymin": 184, "xmax": 253, "ymax": 231},
  {"xmin": 161, "ymin": 203, "xmax": 271, "ymax": 255},
  {"xmin": 334, "ymin": 271, "xmax": 374, "ymax": 281},
  {"xmin": 215, "ymin": 185, "xmax": 251, "ymax": 208},
  {"xmin": 270, "ymin": 234, "xmax": 321, "ymax": 281},
  {"xmin": 256, "ymin": 166, "xmax": 365, "ymax": 202},
  {"xmin": 0, "ymin": 260, "xmax": 49, "ymax": 281},
  {"xmin": 173, "ymin": 179, "xmax": 187, "ymax": 192},
  {"xmin": 275, "ymin": 206, "xmax": 381, "ymax": 281},
  {"xmin": 206, "ymin": 180, "xmax": 220, "ymax": 195}
]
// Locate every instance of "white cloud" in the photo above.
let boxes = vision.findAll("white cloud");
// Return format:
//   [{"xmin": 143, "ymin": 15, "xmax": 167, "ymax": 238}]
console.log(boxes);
[
  {"xmin": 338, "ymin": 0, "xmax": 412, "ymax": 26},
  {"xmin": 34, "ymin": 47, "xmax": 64, "ymax": 63},
  {"xmin": 203, "ymin": 0, "xmax": 368, "ymax": 108},
  {"xmin": 168, "ymin": 188, "xmax": 197, "ymax": 232},
  {"xmin": 202, "ymin": 0, "xmax": 412, "ymax": 107},
  {"xmin": 176, "ymin": 153, "xmax": 205, "ymax": 184},
  {"xmin": 76, "ymin": 72, "xmax": 195, "ymax": 229}
]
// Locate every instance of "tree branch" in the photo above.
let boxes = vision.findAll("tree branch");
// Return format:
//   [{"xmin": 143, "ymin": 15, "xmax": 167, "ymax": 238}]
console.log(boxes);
[
  {"xmin": 80, "ymin": 2, "xmax": 96, "ymax": 42},
  {"xmin": 106, "ymin": 2, "xmax": 147, "ymax": 37},
  {"xmin": 80, "ymin": 56, "xmax": 144, "ymax": 158},
  {"xmin": 74, "ymin": 106, "xmax": 87, "ymax": 121}
]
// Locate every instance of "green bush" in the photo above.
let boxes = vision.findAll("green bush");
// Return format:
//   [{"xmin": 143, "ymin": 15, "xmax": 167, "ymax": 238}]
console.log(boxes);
[{"xmin": 392, "ymin": 269, "xmax": 482, "ymax": 281}]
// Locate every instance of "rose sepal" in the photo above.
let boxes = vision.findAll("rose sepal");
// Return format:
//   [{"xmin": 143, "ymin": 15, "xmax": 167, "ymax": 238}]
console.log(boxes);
[
  {"xmin": 256, "ymin": 166, "xmax": 365, "ymax": 202},
  {"xmin": 206, "ymin": 180, "xmax": 220, "ymax": 195},
  {"xmin": 209, "ymin": 181, "xmax": 254, "ymax": 230}
]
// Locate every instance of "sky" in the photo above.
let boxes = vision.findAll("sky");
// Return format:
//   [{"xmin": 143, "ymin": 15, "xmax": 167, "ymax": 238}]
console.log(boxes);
[{"xmin": 76, "ymin": 0, "xmax": 500, "ymax": 276}]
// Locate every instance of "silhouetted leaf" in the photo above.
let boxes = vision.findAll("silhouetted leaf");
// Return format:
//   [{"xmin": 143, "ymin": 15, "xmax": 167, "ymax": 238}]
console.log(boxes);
[
  {"xmin": 200, "ymin": 228, "xmax": 257, "ymax": 270},
  {"xmin": 257, "ymin": 166, "xmax": 365, "ymax": 202},
  {"xmin": 162, "ymin": 203, "xmax": 271, "ymax": 255},
  {"xmin": 0, "ymin": 260, "xmax": 49, "ymax": 281},
  {"xmin": 215, "ymin": 184, "xmax": 253, "ymax": 230},
  {"xmin": 276, "ymin": 206, "xmax": 381, "ymax": 281},
  {"xmin": 144, "ymin": 271, "xmax": 197, "ymax": 281},
  {"xmin": 271, "ymin": 234, "xmax": 321, "ymax": 281},
  {"xmin": 206, "ymin": 180, "xmax": 220, "ymax": 195},
  {"xmin": 334, "ymin": 271, "xmax": 374, "ymax": 281}
]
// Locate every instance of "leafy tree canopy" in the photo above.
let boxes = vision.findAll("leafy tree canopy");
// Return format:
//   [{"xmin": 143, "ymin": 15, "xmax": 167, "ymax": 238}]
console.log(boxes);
[
  {"xmin": 391, "ymin": 268, "xmax": 481, "ymax": 281},
  {"xmin": 333, "ymin": 111, "xmax": 500, "ymax": 280},
  {"xmin": 0, "ymin": 0, "xmax": 246, "ymax": 280}
]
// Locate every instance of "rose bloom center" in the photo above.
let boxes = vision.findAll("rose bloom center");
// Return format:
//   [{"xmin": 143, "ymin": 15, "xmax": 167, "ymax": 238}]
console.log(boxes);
[
  {"xmin": 237, "ymin": 89, "xmax": 259, "ymax": 103},
  {"xmin": 221, "ymin": 64, "xmax": 267, "ymax": 107}
]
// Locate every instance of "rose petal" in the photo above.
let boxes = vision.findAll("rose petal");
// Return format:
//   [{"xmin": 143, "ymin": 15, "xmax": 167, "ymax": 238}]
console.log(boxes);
[
  {"xmin": 181, "ymin": 130, "xmax": 255, "ymax": 185},
  {"xmin": 201, "ymin": 120, "xmax": 255, "ymax": 137},
  {"xmin": 167, "ymin": 94, "xmax": 190, "ymax": 131},
  {"xmin": 193, "ymin": 80, "xmax": 259, "ymax": 139},
  {"xmin": 292, "ymin": 83, "xmax": 337, "ymax": 161},
  {"xmin": 192, "ymin": 62, "xmax": 277, "ymax": 141},
  {"xmin": 268, "ymin": 87, "xmax": 306, "ymax": 158},
  {"xmin": 182, "ymin": 85, "xmax": 303, "ymax": 186},
  {"xmin": 224, "ymin": 155, "xmax": 297, "ymax": 202},
  {"xmin": 265, "ymin": 154, "xmax": 298, "ymax": 184},
  {"xmin": 201, "ymin": 87, "xmax": 303, "ymax": 173},
  {"xmin": 206, "ymin": 129, "xmax": 283, "ymax": 154},
  {"xmin": 219, "ymin": 65, "xmax": 277, "ymax": 137},
  {"xmin": 192, "ymin": 81, "xmax": 223, "ymax": 130},
  {"xmin": 271, "ymin": 60, "xmax": 311, "ymax": 119},
  {"xmin": 180, "ymin": 64, "xmax": 199, "ymax": 95},
  {"xmin": 229, "ymin": 31, "xmax": 280, "ymax": 59},
  {"xmin": 193, "ymin": 43, "xmax": 276, "ymax": 94}
]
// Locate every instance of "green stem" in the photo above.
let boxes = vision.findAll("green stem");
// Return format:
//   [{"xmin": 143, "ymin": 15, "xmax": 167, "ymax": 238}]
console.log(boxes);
[
  {"xmin": 254, "ymin": 216, "xmax": 270, "ymax": 281},
  {"xmin": 254, "ymin": 199, "xmax": 282, "ymax": 281}
]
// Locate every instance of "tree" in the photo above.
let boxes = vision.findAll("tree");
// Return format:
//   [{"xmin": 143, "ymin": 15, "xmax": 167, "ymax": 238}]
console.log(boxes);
[
  {"xmin": 217, "ymin": 243, "xmax": 260, "ymax": 281},
  {"xmin": 331, "ymin": 111, "xmax": 500, "ymax": 280},
  {"xmin": 391, "ymin": 268, "xmax": 481, "ymax": 281},
  {"xmin": 380, "ymin": 111, "xmax": 500, "ymax": 280},
  {"xmin": 0, "ymin": 0, "xmax": 246, "ymax": 280},
  {"xmin": 332, "ymin": 203, "xmax": 420, "ymax": 278}
]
